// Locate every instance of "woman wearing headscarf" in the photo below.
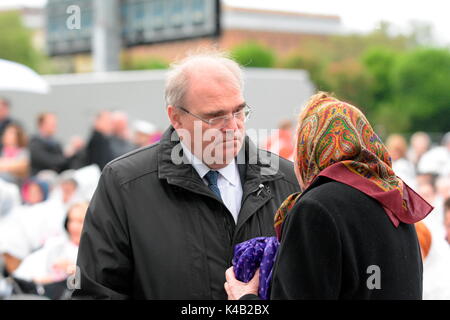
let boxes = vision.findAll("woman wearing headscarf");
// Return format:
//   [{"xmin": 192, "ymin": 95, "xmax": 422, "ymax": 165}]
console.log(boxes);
[{"xmin": 225, "ymin": 92, "xmax": 433, "ymax": 300}]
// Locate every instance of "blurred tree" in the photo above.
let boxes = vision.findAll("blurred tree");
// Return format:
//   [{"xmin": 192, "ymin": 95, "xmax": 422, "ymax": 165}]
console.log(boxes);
[
  {"xmin": 279, "ymin": 23, "xmax": 411, "ymax": 107},
  {"xmin": 230, "ymin": 42, "xmax": 275, "ymax": 68},
  {"xmin": 362, "ymin": 48, "xmax": 399, "ymax": 103},
  {"xmin": 279, "ymin": 22, "xmax": 448, "ymax": 135},
  {"xmin": 323, "ymin": 59, "xmax": 374, "ymax": 116},
  {"xmin": 390, "ymin": 48, "xmax": 450, "ymax": 133},
  {"xmin": 0, "ymin": 11, "xmax": 41, "ymax": 70},
  {"xmin": 282, "ymin": 51, "xmax": 328, "ymax": 90}
]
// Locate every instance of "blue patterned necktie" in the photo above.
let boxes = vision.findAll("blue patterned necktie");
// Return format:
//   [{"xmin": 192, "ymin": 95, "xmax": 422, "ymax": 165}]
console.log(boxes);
[{"xmin": 205, "ymin": 170, "xmax": 222, "ymax": 200}]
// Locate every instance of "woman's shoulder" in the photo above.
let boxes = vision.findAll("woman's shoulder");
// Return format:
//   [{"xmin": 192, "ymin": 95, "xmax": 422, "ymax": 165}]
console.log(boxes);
[
  {"xmin": 296, "ymin": 177, "xmax": 385, "ymax": 222},
  {"xmin": 301, "ymin": 177, "xmax": 364, "ymax": 204}
]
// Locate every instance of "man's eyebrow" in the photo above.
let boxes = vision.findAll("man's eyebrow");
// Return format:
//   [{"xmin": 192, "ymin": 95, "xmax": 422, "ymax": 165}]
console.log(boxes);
[
  {"xmin": 203, "ymin": 103, "xmax": 246, "ymax": 118},
  {"xmin": 233, "ymin": 103, "xmax": 246, "ymax": 112},
  {"xmin": 203, "ymin": 110, "xmax": 227, "ymax": 118}
]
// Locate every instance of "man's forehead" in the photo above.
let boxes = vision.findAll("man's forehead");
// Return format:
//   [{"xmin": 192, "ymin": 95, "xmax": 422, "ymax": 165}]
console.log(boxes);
[
  {"xmin": 186, "ymin": 79, "xmax": 243, "ymax": 109},
  {"xmin": 189, "ymin": 70, "xmax": 239, "ymax": 89}
]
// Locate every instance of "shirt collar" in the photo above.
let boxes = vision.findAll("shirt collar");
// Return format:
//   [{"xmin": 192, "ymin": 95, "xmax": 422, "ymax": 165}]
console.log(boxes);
[{"xmin": 181, "ymin": 142, "xmax": 239, "ymax": 186}]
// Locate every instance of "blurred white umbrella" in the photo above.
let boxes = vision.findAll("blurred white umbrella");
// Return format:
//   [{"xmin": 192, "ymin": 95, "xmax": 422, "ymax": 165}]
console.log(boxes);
[{"xmin": 0, "ymin": 59, "xmax": 50, "ymax": 94}]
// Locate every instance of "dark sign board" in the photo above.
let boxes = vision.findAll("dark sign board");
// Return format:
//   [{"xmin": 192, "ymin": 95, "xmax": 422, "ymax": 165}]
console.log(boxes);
[{"xmin": 46, "ymin": 0, "xmax": 221, "ymax": 56}]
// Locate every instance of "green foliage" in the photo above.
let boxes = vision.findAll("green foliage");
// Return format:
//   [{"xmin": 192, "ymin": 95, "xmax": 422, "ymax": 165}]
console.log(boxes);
[
  {"xmin": 323, "ymin": 59, "xmax": 374, "ymax": 116},
  {"xmin": 390, "ymin": 48, "xmax": 450, "ymax": 132},
  {"xmin": 0, "ymin": 11, "xmax": 41, "ymax": 70},
  {"xmin": 371, "ymin": 102, "xmax": 411, "ymax": 137},
  {"xmin": 362, "ymin": 48, "xmax": 398, "ymax": 103},
  {"xmin": 282, "ymin": 51, "xmax": 328, "ymax": 90},
  {"xmin": 277, "ymin": 22, "xmax": 448, "ymax": 135},
  {"xmin": 230, "ymin": 42, "xmax": 275, "ymax": 68},
  {"xmin": 122, "ymin": 56, "xmax": 169, "ymax": 70}
]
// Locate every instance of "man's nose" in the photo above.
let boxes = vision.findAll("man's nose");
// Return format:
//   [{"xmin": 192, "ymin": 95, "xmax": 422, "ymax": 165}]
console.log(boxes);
[{"xmin": 223, "ymin": 116, "xmax": 240, "ymax": 131}]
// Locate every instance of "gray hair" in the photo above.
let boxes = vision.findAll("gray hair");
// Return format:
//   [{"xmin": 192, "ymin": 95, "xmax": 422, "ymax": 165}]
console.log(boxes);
[{"xmin": 164, "ymin": 50, "xmax": 244, "ymax": 108}]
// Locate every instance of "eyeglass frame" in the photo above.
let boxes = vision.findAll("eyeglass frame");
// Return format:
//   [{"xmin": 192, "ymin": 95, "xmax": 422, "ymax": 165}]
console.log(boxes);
[{"xmin": 176, "ymin": 103, "xmax": 252, "ymax": 128}]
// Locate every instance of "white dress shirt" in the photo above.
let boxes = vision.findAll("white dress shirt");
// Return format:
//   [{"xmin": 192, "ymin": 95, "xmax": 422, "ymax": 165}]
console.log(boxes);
[{"xmin": 181, "ymin": 142, "xmax": 243, "ymax": 224}]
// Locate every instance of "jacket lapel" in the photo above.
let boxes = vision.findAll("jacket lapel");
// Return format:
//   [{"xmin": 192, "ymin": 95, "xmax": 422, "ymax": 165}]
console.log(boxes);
[{"xmin": 235, "ymin": 134, "xmax": 285, "ymax": 232}]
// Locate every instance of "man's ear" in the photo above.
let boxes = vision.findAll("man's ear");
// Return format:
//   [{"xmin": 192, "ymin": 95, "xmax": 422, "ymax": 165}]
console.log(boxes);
[{"xmin": 167, "ymin": 105, "xmax": 182, "ymax": 129}]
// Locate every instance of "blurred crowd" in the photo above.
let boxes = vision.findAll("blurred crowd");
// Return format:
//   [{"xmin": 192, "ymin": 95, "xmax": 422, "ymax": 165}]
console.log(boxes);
[
  {"xmin": 384, "ymin": 131, "xmax": 450, "ymax": 300},
  {"xmin": 0, "ymin": 97, "xmax": 162, "ymax": 299}
]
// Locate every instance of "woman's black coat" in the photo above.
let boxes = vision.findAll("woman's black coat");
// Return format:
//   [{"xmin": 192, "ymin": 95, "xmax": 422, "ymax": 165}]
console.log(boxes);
[{"xmin": 270, "ymin": 177, "xmax": 422, "ymax": 299}]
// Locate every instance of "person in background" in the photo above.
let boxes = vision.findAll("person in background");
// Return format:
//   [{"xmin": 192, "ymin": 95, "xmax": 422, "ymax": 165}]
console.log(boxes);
[
  {"xmin": 110, "ymin": 111, "xmax": 135, "ymax": 158},
  {"xmin": 29, "ymin": 113, "xmax": 83, "ymax": 176},
  {"xmin": 132, "ymin": 120, "xmax": 157, "ymax": 148},
  {"xmin": 444, "ymin": 198, "xmax": 450, "ymax": 245},
  {"xmin": 415, "ymin": 222, "xmax": 432, "ymax": 260},
  {"xmin": 408, "ymin": 132, "xmax": 431, "ymax": 169},
  {"xmin": 0, "ymin": 123, "xmax": 29, "ymax": 184},
  {"xmin": 58, "ymin": 174, "xmax": 79, "ymax": 205},
  {"xmin": 0, "ymin": 97, "xmax": 13, "ymax": 145},
  {"xmin": 416, "ymin": 173, "xmax": 437, "ymax": 190},
  {"xmin": 85, "ymin": 111, "xmax": 115, "ymax": 170},
  {"xmin": 21, "ymin": 178, "xmax": 49, "ymax": 205},
  {"xmin": 386, "ymin": 134, "xmax": 416, "ymax": 189},
  {"xmin": 418, "ymin": 132, "xmax": 450, "ymax": 177},
  {"xmin": 435, "ymin": 176, "xmax": 450, "ymax": 201},
  {"xmin": 13, "ymin": 202, "xmax": 88, "ymax": 285},
  {"xmin": 417, "ymin": 183, "xmax": 437, "ymax": 207},
  {"xmin": 63, "ymin": 136, "xmax": 87, "ymax": 170},
  {"xmin": 0, "ymin": 171, "xmax": 80, "ymax": 275},
  {"xmin": 422, "ymin": 197, "xmax": 450, "ymax": 299},
  {"xmin": 7, "ymin": 202, "xmax": 89, "ymax": 299},
  {"xmin": 0, "ymin": 178, "xmax": 20, "ymax": 219},
  {"xmin": 148, "ymin": 129, "xmax": 162, "ymax": 144},
  {"xmin": 418, "ymin": 178, "xmax": 449, "ymax": 253},
  {"xmin": 263, "ymin": 119, "xmax": 295, "ymax": 161}
]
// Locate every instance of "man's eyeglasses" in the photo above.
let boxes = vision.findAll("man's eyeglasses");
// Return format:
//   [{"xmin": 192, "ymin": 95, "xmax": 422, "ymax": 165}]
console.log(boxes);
[{"xmin": 176, "ymin": 104, "xmax": 252, "ymax": 129}]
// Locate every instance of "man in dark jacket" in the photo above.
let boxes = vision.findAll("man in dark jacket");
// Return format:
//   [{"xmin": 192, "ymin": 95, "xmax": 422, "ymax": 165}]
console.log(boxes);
[
  {"xmin": 109, "ymin": 111, "xmax": 135, "ymax": 158},
  {"xmin": 73, "ymin": 52, "xmax": 300, "ymax": 299},
  {"xmin": 85, "ymin": 110, "xmax": 115, "ymax": 171},
  {"xmin": 29, "ymin": 113, "xmax": 72, "ymax": 175}
]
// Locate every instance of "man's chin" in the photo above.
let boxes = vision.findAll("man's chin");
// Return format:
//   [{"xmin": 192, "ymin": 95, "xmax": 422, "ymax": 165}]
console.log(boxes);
[
  {"xmin": 203, "ymin": 140, "xmax": 242, "ymax": 167},
  {"xmin": 221, "ymin": 139, "xmax": 243, "ymax": 155}
]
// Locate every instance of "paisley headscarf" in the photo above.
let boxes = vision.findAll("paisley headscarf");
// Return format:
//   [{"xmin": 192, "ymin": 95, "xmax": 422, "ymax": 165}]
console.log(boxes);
[{"xmin": 274, "ymin": 93, "xmax": 433, "ymax": 240}]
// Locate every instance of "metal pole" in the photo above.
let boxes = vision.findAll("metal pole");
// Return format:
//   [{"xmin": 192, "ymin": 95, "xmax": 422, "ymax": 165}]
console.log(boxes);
[{"xmin": 93, "ymin": 0, "xmax": 121, "ymax": 72}]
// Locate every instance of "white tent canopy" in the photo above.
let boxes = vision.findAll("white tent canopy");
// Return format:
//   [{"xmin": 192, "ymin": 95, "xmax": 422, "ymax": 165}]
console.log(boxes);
[{"xmin": 0, "ymin": 59, "xmax": 50, "ymax": 94}]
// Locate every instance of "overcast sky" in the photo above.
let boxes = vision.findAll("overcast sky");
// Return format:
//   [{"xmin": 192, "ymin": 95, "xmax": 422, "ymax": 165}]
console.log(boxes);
[
  {"xmin": 1, "ymin": 0, "xmax": 449, "ymax": 45},
  {"xmin": 225, "ymin": 0, "xmax": 450, "ymax": 45}
]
